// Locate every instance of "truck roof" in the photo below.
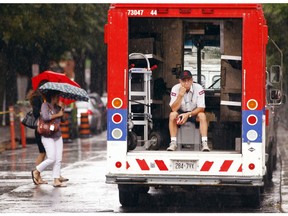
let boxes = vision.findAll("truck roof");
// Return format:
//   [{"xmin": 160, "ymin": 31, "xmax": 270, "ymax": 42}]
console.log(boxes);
[{"xmin": 111, "ymin": 4, "xmax": 261, "ymax": 9}]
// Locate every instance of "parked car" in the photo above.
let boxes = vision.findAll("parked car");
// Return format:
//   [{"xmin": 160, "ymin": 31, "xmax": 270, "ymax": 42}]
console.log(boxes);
[
  {"xmin": 75, "ymin": 98, "xmax": 102, "ymax": 134},
  {"xmin": 89, "ymin": 92, "xmax": 107, "ymax": 131},
  {"xmin": 101, "ymin": 91, "xmax": 107, "ymax": 107}
]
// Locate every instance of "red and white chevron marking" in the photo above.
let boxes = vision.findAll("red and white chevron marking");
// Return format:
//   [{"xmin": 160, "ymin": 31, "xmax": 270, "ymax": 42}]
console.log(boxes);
[
  {"xmin": 126, "ymin": 159, "xmax": 242, "ymax": 173},
  {"xmin": 200, "ymin": 160, "xmax": 242, "ymax": 172}
]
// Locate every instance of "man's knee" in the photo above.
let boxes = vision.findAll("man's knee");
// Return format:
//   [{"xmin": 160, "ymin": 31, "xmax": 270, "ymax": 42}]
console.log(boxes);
[
  {"xmin": 169, "ymin": 111, "xmax": 178, "ymax": 121},
  {"xmin": 197, "ymin": 112, "xmax": 206, "ymax": 121}
]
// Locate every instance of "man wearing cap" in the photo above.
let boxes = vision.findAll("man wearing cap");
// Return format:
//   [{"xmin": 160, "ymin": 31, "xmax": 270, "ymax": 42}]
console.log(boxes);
[{"xmin": 167, "ymin": 70, "xmax": 210, "ymax": 152}]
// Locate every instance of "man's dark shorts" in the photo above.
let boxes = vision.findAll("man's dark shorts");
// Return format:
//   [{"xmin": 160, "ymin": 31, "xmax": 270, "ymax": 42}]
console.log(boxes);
[{"xmin": 177, "ymin": 110, "xmax": 199, "ymax": 127}]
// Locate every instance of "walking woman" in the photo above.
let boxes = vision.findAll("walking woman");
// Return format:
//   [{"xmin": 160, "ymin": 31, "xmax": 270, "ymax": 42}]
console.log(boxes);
[
  {"xmin": 31, "ymin": 90, "xmax": 67, "ymax": 187},
  {"xmin": 26, "ymin": 81, "xmax": 47, "ymax": 184}
]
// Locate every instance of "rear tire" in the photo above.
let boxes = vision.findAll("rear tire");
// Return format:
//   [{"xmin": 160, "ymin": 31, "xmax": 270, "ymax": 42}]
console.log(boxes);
[
  {"xmin": 240, "ymin": 186, "xmax": 260, "ymax": 208},
  {"xmin": 128, "ymin": 131, "xmax": 138, "ymax": 151},
  {"xmin": 138, "ymin": 185, "xmax": 150, "ymax": 193},
  {"xmin": 118, "ymin": 184, "xmax": 140, "ymax": 207},
  {"xmin": 148, "ymin": 131, "xmax": 161, "ymax": 150}
]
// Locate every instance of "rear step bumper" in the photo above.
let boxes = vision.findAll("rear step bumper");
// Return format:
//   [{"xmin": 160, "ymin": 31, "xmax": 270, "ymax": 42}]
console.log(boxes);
[{"xmin": 106, "ymin": 174, "xmax": 263, "ymax": 187}]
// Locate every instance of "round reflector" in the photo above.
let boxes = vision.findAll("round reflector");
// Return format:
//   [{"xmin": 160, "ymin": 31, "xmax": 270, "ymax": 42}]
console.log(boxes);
[
  {"xmin": 112, "ymin": 113, "xmax": 122, "ymax": 124},
  {"xmin": 112, "ymin": 98, "xmax": 123, "ymax": 109},
  {"xmin": 112, "ymin": 128, "xmax": 123, "ymax": 139},
  {"xmin": 115, "ymin": 161, "xmax": 122, "ymax": 168},
  {"xmin": 247, "ymin": 114, "xmax": 258, "ymax": 125},
  {"xmin": 248, "ymin": 163, "xmax": 255, "ymax": 170},
  {"xmin": 247, "ymin": 130, "xmax": 258, "ymax": 141},
  {"xmin": 247, "ymin": 99, "xmax": 258, "ymax": 110}
]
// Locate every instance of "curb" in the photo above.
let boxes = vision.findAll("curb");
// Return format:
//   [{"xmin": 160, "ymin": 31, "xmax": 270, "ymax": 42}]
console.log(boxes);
[{"xmin": 278, "ymin": 122, "xmax": 288, "ymax": 213}]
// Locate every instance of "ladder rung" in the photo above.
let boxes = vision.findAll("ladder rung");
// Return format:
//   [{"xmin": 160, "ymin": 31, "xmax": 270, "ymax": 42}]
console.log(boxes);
[{"xmin": 130, "ymin": 91, "xmax": 147, "ymax": 96}]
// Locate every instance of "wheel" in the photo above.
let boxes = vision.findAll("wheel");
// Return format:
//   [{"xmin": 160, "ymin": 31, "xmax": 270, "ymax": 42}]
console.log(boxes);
[
  {"xmin": 138, "ymin": 185, "xmax": 150, "ymax": 193},
  {"xmin": 273, "ymin": 154, "xmax": 277, "ymax": 170},
  {"xmin": 266, "ymin": 155, "xmax": 273, "ymax": 182},
  {"xmin": 118, "ymin": 184, "xmax": 139, "ymax": 207},
  {"xmin": 128, "ymin": 131, "xmax": 137, "ymax": 151},
  {"xmin": 265, "ymin": 143, "xmax": 275, "ymax": 183},
  {"xmin": 240, "ymin": 186, "xmax": 260, "ymax": 208},
  {"xmin": 148, "ymin": 131, "xmax": 161, "ymax": 150},
  {"xmin": 119, "ymin": 190, "xmax": 139, "ymax": 207}
]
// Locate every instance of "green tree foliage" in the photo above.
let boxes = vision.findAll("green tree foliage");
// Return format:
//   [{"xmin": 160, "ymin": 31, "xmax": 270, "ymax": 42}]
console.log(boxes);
[
  {"xmin": 0, "ymin": 4, "xmax": 109, "ymax": 106},
  {"xmin": 0, "ymin": 4, "xmax": 109, "ymax": 65},
  {"xmin": 263, "ymin": 4, "xmax": 288, "ymax": 94}
]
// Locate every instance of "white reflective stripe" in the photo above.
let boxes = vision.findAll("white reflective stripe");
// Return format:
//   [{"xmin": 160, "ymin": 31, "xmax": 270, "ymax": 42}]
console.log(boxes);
[
  {"xmin": 220, "ymin": 100, "xmax": 241, "ymax": 106},
  {"xmin": 221, "ymin": 55, "xmax": 242, "ymax": 61}
]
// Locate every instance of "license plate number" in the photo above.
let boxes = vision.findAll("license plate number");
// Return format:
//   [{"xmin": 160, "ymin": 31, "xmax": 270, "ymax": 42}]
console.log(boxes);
[{"xmin": 173, "ymin": 160, "xmax": 197, "ymax": 171}]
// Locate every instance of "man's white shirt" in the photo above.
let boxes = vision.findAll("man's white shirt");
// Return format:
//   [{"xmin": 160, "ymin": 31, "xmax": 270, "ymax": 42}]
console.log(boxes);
[{"xmin": 169, "ymin": 83, "xmax": 205, "ymax": 112}]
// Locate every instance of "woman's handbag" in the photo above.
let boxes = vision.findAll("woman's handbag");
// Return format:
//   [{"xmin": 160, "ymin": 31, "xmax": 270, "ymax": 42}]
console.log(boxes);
[
  {"xmin": 21, "ymin": 110, "xmax": 38, "ymax": 129},
  {"xmin": 37, "ymin": 118, "xmax": 60, "ymax": 137}
]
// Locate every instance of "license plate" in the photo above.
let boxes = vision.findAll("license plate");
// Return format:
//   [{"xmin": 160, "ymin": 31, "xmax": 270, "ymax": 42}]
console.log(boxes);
[{"xmin": 173, "ymin": 160, "xmax": 197, "ymax": 171}]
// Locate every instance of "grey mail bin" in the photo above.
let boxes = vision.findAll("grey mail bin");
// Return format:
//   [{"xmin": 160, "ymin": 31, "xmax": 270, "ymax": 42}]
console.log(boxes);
[{"xmin": 177, "ymin": 122, "xmax": 201, "ymax": 151}]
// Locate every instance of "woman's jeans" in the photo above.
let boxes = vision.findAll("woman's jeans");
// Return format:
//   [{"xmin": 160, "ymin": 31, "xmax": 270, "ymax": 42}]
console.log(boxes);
[{"xmin": 36, "ymin": 136, "xmax": 63, "ymax": 179}]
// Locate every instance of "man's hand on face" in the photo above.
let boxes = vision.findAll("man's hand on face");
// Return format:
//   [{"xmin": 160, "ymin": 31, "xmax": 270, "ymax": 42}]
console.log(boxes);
[{"xmin": 179, "ymin": 84, "xmax": 186, "ymax": 97}]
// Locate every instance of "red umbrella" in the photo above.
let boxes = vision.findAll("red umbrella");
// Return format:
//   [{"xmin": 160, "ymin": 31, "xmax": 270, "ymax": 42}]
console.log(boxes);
[
  {"xmin": 32, "ymin": 70, "xmax": 81, "ymax": 105},
  {"xmin": 32, "ymin": 70, "xmax": 80, "ymax": 90}
]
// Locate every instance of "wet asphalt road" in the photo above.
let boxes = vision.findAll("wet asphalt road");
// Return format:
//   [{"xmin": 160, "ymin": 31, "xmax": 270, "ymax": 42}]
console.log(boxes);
[
  {"xmin": 0, "ymin": 131, "xmax": 119, "ymax": 213},
  {"xmin": 0, "ymin": 130, "xmax": 283, "ymax": 213}
]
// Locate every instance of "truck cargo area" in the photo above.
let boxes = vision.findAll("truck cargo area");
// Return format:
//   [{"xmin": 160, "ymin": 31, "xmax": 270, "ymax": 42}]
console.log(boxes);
[{"xmin": 128, "ymin": 17, "xmax": 242, "ymax": 152}]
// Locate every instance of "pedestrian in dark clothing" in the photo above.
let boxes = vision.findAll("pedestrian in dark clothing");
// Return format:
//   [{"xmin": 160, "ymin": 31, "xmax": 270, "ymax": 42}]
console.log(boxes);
[{"xmin": 26, "ymin": 84, "xmax": 48, "ymax": 184}]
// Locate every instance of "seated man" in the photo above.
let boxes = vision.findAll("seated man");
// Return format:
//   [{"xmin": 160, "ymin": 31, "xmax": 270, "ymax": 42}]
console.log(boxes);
[{"xmin": 167, "ymin": 70, "xmax": 210, "ymax": 152}]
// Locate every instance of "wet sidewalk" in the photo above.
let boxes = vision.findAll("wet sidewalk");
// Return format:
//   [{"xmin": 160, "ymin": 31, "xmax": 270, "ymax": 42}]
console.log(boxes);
[
  {"xmin": 278, "ymin": 122, "xmax": 288, "ymax": 213},
  {"xmin": 0, "ymin": 125, "xmax": 23, "ymax": 153},
  {"xmin": 0, "ymin": 130, "xmax": 121, "ymax": 213},
  {"xmin": 0, "ymin": 123, "xmax": 35, "ymax": 153},
  {"xmin": 0, "ymin": 125, "xmax": 15, "ymax": 152}
]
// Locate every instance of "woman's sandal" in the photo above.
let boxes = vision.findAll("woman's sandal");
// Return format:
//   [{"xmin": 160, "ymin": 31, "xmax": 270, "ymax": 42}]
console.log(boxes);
[
  {"xmin": 53, "ymin": 183, "xmax": 67, "ymax": 187},
  {"xmin": 59, "ymin": 176, "xmax": 69, "ymax": 182},
  {"xmin": 38, "ymin": 178, "xmax": 48, "ymax": 184},
  {"xmin": 31, "ymin": 170, "xmax": 39, "ymax": 185}
]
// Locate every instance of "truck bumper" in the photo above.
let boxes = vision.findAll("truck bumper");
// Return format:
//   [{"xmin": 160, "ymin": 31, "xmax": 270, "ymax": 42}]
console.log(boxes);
[{"xmin": 106, "ymin": 174, "xmax": 263, "ymax": 187}]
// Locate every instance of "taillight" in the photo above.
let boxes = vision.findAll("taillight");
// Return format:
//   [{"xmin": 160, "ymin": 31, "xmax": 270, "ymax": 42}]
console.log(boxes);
[
  {"xmin": 247, "ymin": 130, "xmax": 258, "ymax": 141},
  {"xmin": 115, "ymin": 161, "xmax": 122, "ymax": 168},
  {"xmin": 112, "ymin": 113, "xmax": 122, "ymax": 124},
  {"xmin": 248, "ymin": 163, "xmax": 255, "ymax": 170},
  {"xmin": 108, "ymin": 97, "xmax": 126, "ymax": 141},
  {"xmin": 112, "ymin": 128, "xmax": 122, "ymax": 139},
  {"xmin": 247, "ymin": 114, "xmax": 258, "ymax": 126},
  {"xmin": 112, "ymin": 98, "xmax": 123, "ymax": 109},
  {"xmin": 247, "ymin": 99, "xmax": 258, "ymax": 110}
]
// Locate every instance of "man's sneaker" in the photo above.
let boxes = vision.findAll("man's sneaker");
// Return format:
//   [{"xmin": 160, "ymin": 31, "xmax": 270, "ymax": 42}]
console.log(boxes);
[
  {"xmin": 201, "ymin": 141, "xmax": 210, "ymax": 152},
  {"xmin": 167, "ymin": 141, "xmax": 177, "ymax": 151}
]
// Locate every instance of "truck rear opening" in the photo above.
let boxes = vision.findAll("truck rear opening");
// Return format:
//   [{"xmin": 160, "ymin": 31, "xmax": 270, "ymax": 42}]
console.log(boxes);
[{"xmin": 128, "ymin": 16, "xmax": 242, "ymax": 152}]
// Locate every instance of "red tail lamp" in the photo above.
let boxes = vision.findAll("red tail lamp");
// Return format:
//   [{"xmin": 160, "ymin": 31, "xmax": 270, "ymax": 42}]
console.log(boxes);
[
  {"xmin": 247, "ymin": 115, "xmax": 257, "ymax": 125},
  {"xmin": 248, "ymin": 163, "xmax": 255, "ymax": 170},
  {"xmin": 115, "ymin": 161, "xmax": 122, "ymax": 168}
]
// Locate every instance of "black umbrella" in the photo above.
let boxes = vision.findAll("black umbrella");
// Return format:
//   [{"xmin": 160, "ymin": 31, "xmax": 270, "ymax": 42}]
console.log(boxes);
[{"xmin": 39, "ymin": 82, "xmax": 89, "ymax": 102}]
